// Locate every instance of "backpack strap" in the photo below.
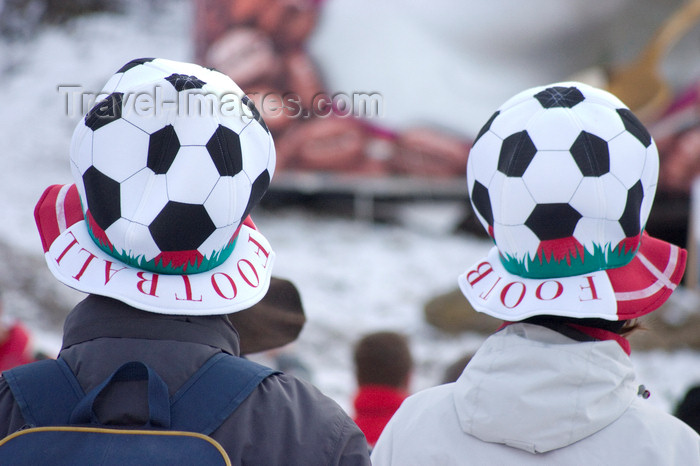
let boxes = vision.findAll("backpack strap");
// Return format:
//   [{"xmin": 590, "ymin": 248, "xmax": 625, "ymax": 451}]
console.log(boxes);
[
  {"xmin": 69, "ymin": 361, "xmax": 172, "ymax": 428},
  {"xmin": 3, "ymin": 358, "xmax": 84, "ymax": 427},
  {"xmin": 170, "ymin": 352, "xmax": 280, "ymax": 435},
  {"xmin": 3, "ymin": 353, "xmax": 280, "ymax": 435}
]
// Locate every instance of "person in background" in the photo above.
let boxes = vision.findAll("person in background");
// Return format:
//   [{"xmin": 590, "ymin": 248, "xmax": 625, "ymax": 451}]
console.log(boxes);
[
  {"xmin": 352, "ymin": 331, "xmax": 413, "ymax": 448},
  {"xmin": 440, "ymin": 353, "xmax": 473, "ymax": 385},
  {"xmin": 371, "ymin": 82, "xmax": 700, "ymax": 465},
  {"xmin": 675, "ymin": 384, "xmax": 700, "ymax": 434},
  {"xmin": 231, "ymin": 276, "xmax": 314, "ymax": 382},
  {"xmin": 0, "ymin": 290, "xmax": 35, "ymax": 371}
]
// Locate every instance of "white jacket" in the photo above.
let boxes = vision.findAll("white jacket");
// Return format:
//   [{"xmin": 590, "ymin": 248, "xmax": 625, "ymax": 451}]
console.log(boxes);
[{"xmin": 371, "ymin": 323, "xmax": 700, "ymax": 465}]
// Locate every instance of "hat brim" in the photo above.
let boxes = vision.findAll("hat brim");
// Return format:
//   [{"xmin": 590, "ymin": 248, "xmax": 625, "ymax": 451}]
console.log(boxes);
[
  {"xmin": 35, "ymin": 184, "xmax": 275, "ymax": 316},
  {"xmin": 458, "ymin": 232, "xmax": 686, "ymax": 321}
]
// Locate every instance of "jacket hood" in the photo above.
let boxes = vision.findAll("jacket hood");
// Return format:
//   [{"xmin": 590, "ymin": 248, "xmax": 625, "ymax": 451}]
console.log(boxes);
[{"xmin": 454, "ymin": 323, "xmax": 637, "ymax": 453}]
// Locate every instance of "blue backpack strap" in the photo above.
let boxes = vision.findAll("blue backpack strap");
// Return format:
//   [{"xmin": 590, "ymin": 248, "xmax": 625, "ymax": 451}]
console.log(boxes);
[
  {"xmin": 170, "ymin": 353, "xmax": 280, "ymax": 435},
  {"xmin": 2, "ymin": 358, "xmax": 84, "ymax": 427},
  {"xmin": 3, "ymin": 353, "xmax": 279, "ymax": 435},
  {"xmin": 69, "ymin": 361, "xmax": 171, "ymax": 428}
]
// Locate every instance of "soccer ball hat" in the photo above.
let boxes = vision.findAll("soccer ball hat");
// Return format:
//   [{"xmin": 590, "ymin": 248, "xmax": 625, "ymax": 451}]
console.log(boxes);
[
  {"xmin": 459, "ymin": 82, "xmax": 686, "ymax": 321},
  {"xmin": 34, "ymin": 58, "xmax": 276, "ymax": 315}
]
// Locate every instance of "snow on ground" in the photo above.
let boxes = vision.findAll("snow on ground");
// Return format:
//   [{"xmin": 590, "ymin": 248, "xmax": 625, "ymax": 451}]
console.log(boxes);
[{"xmin": 0, "ymin": 0, "xmax": 698, "ymax": 416}]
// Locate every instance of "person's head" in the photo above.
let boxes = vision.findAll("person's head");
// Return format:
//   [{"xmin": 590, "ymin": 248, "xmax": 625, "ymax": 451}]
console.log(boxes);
[
  {"xmin": 34, "ymin": 58, "xmax": 276, "ymax": 317},
  {"xmin": 675, "ymin": 384, "xmax": 700, "ymax": 434},
  {"xmin": 459, "ymin": 82, "xmax": 686, "ymax": 328},
  {"xmin": 354, "ymin": 331, "xmax": 413, "ymax": 390},
  {"xmin": 229, "ymin": 277, "xmax": 306, "ymax": 354}
]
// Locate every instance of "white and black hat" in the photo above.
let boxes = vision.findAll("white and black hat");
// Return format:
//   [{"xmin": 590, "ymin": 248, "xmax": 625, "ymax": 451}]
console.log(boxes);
[
  {"xmin": 35, "ymin": 58, "xmax": 276, "ymax": 315},
  {"xmin": 459, "ymin": 82, "xmax": 686, "ymax": 321}
]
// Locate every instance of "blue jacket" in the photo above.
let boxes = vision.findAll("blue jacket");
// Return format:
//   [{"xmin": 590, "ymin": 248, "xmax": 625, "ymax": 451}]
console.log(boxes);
[{"xmin": 0, "ymin": 294, "xmax": 371, "ymax": 465}]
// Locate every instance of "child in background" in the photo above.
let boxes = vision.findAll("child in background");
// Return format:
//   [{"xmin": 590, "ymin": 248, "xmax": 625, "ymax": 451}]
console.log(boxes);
[{"xmin": 352, "ymin": 331, "xmax": 413, "ymax": 448}]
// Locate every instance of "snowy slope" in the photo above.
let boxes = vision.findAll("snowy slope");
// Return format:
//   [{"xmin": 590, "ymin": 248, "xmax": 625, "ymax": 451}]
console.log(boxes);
[{"xmin": 0, "ymin": 0, "xmax": 698, "ymax": 416}]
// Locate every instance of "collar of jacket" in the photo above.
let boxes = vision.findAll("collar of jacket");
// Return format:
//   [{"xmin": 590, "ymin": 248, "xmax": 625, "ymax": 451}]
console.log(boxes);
[
  {"xmin": 498, "ymin": 320, "xmax": 632, "ymax": 355},
  {"xmin": 61, "ymin": 294, "xmax": 241, "ymax": 356}
]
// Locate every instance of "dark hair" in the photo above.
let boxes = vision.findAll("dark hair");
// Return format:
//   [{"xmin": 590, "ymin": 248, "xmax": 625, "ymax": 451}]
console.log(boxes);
[
  {"xmin": 354, "ymin": 331, "xmax": 413, "ymax": 388},
  {"xmin": 522, "ymin": 315, "xmax": 643, "ymax": 341}
]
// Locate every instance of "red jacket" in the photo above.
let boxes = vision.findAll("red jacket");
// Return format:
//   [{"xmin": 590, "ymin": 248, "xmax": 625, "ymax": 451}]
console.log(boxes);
[
  {"xmin": 353, "ymin": 385, "xmax": 408, "ymax": 446},
  {"xmin": 0, "ymin": 323, "xmax": 34, "ymax": 372}
]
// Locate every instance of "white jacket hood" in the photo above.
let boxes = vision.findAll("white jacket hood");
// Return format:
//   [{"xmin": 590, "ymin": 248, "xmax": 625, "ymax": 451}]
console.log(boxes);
[{"xmin": 454, "ymin": 323, "xmax": 637, "ymax": 453}]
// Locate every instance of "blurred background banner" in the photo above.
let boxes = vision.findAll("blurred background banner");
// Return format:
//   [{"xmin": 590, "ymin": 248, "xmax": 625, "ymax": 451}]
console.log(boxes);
[{"xmin": 191, "ymin": 0, "xmax": 700, "ymax": 178}]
